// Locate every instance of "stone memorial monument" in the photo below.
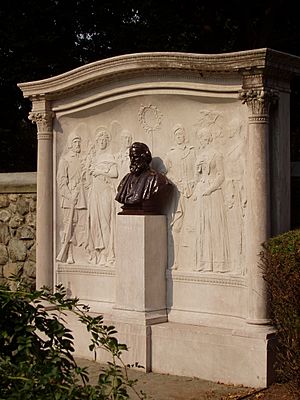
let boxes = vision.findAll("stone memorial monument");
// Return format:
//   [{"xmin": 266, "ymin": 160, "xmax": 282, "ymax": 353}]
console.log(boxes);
[{"xmin": 18, "ymin": 48, "xmax": 300, "ymax": 387}]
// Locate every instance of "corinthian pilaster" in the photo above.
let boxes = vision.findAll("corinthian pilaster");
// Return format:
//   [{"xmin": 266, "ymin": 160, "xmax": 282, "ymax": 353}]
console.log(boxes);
[
  {"xmin": 240, "ymin": 84, "xmax": 278, "ymax": 325},
  {"xmin": 29, "ymin": 98, "xmax": 54, "ymax": 289}
]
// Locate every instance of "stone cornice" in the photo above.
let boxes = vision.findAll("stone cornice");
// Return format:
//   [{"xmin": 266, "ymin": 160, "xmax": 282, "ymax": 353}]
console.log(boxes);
[{"xmin": 18, "ymin": 48, "xmax": 300, "ymax": 100}]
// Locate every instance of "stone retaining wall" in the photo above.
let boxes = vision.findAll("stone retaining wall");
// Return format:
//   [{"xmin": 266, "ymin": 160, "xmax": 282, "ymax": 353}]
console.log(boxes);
[{"xmin": 0, "ymin": 172, "xmax": 37, "ymax": 288}]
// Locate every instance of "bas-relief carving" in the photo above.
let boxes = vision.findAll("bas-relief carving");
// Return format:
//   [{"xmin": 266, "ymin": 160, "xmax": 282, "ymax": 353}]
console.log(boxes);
[
  {"xmin": 115, "ymin": 129, "xmax": 133, "ymax": 180},
  {"xmin": 56, "ymin": 124, "xmax": 118, "ymax": 267},
  {"xmin": 85, "ymin": 127, "xmax": 118, "ymax": 265},
  {"xmin": 165, "ymin": 111, "xmax": 247, "ymax": 275},
  {"xmin": 224, "ymin": 118, "xmax": 247, "ymax": 274},
  {"xmin": 138, "ymin": 104, "xmax": 163, "ymax": 136},
  {"xmin": 56, "ymin": 121, "xmax": 135, "ymax": 266},
  {"xmin": 56, "ymin": 97, "xmax": 247, "ymax": 276},
  {"xmin": 193, "ymin": 112, "xmax": 230, "ymax": 273},
  {"xmin": 56, "ymin": 131, "xmax": 87, "ymax": 264},
  {"xmin": 165, "ymin": 124, "xmax": 196, "ymax": 270}
]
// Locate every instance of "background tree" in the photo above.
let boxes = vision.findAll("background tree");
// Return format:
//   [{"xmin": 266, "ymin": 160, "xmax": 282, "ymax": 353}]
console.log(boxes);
[{"xmin": 1, "ymin": 0, "xmax": 300, "ymax": 172}]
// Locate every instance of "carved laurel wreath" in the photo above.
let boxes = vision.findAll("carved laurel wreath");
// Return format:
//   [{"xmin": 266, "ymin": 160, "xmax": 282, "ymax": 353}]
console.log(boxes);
[{"xmin": 138, "ymin": 104, "xmax": 163, "ymax": 134}]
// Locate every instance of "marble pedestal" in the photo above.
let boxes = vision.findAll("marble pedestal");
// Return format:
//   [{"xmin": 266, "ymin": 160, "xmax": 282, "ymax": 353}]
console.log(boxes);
[{"xmin": 113, "ymin": 215, "xmax": 167, "ymax": 370}]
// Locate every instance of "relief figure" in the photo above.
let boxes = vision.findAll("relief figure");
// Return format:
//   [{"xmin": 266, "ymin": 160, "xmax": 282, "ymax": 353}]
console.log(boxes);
[
  {"xmin": 165, "ymin": 124, "xmax": 196, "ymax": 269},
  {"xmin": 115, "ymin": 129, "xmax": 133, "ymax": 180},
  {"xmin": 224, "ymin": 118, "xmax": 247, "ymax": 274},
  {"xmin": 115, "ymin": 129, "xmax": 133, "ymax": 213},
  {"xmin": 56, "ymin": 132, "xmax": 87, "ymax": 264},
  {"xmin": 193, "ymin": 123, "xmax": 230, "ymax": 273},
  {"xmin": 85, "ymin": 127, "xmax": 118, "ymax": 265}
]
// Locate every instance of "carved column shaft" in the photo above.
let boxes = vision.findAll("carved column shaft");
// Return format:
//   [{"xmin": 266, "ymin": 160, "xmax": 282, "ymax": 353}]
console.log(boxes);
[
  {"xmin": 240, "ymin": 87, "xmax": 278, "ymax": 324},
  {"xmin": 29, "ymin": 99, "xmax": 54, "ymax": 289}
]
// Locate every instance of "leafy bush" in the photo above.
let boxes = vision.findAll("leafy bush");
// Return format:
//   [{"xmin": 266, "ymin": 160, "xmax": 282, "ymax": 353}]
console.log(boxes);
[
  {"xmin": 0, "ymin": 280, "xmax": 146, "ymax": 399},
  {"xmin": 261, "ymin": 229, "xmax": 300, "ymax": 390}
]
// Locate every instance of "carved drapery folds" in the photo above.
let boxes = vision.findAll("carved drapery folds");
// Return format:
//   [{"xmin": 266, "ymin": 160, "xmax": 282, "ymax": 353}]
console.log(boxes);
[{"xmin": 239, "ymin": 88, "xmax": 278, "ymax": 123}]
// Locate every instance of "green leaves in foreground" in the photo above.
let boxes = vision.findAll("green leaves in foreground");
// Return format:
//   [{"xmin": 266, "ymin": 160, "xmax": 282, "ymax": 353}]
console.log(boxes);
[{"xmin": 0, "ymin": 280, "xmax": 146, "ymax": 399}]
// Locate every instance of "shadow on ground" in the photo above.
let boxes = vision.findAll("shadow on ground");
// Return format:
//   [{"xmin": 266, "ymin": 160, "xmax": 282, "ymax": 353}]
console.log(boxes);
[{"xmin": 76, "ymin": 357, "xmax": 260, "ymax": 400}]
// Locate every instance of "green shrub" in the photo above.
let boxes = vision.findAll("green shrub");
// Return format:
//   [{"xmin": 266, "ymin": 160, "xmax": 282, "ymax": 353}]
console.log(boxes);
[
  {"xmin": 0, "ymin": 279, "xmax": 146, "ymax": 399},
  {"xmin": 261, "ymin": 229, "xmax": 300, "ymax": 390}
]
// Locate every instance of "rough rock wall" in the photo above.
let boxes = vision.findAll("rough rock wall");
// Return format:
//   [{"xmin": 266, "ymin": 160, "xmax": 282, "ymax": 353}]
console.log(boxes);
[{"xmin": 0, "ymin": 173, "xmax": 37, "ymax": 288}]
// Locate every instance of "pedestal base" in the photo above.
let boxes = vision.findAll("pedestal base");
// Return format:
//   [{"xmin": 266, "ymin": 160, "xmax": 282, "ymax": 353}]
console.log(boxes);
[
  {"xmin": 151, "ymin": 322, "xmax": 276, "ymax": 388},
  {"xmin": 65, "ymin": 311, "xmax": 276, "ymax": 388}
]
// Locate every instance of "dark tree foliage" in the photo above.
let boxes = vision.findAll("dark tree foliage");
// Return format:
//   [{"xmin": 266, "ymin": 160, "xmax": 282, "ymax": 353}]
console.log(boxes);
[{"xmin": 1, "ymin": 0, "xmax": 300, "ymax": 171}]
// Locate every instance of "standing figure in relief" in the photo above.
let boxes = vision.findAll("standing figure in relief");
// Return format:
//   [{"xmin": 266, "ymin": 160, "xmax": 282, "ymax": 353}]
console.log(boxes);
[
  {"xmin": 224, "ymin": 118, "xmax": 247, "ymax": 274},
  {"xmin": 115, "ymin": 129, "xmax": 133, "ymax": 180},
  {"xmin": 85, "ymin": 127, "xmax": 118, "ymax": 265},
  {"xmin": 193, "ymin": 125, "xmax": 230, "ymax": 273},
  {"xmin": 56, "ymin": 132, "xmax": 87, "ymax": 264},
  {"xmin": 165, "ymin": 124, "xmax": 196, "ymax": 269}
]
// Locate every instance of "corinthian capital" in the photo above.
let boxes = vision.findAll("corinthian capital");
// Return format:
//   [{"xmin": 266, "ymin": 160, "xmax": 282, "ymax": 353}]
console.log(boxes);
[
  {"xmin": 239, "ymin": 89, "xmax": 278, "ymax": 116},
  {"xmin": 29, "ymin": 111, "xmax": 54, "ymax": 133}
]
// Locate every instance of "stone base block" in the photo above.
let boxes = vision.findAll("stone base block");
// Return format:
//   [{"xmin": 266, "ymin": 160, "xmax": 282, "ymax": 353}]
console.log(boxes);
[
  {"xmin": 151, "ymin": 322, "xmax": 276, "ymax": 388},
  {"xmin": 63, "ymin": 311, "xmax": 152, "ymax": 371},
  {"xmin": 111, "ymin": 322, "xmax": 151, "ymax": 371},
  {"xmin": 63, "ymin": 311, "xmax": 276, "ymax": 388}
]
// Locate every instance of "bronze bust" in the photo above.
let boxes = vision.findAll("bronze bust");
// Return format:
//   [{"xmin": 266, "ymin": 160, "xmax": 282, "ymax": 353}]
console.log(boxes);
[{"xmin": 115, "ymin": 142, "xmax": 171, "ymax": 214}]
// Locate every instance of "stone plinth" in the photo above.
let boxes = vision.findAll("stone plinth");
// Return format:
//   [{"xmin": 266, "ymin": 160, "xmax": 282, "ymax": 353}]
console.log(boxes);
[
  {"xmin": 113, "ymin": 215, "xmax": 167, "ymax": 371},
  {"xmin": 114, "ymin": 215, "xmax": 167, "ymax": 325}
]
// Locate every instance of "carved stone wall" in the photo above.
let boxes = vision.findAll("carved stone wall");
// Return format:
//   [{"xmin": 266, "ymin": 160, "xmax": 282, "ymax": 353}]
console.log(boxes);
[
  {"xmin": 0, "ymin": 173, "xmax": 36, "ymax": 288},
  {"xmin": 53, "ymin": 100, "xmax": 248, "ymax": 275}
]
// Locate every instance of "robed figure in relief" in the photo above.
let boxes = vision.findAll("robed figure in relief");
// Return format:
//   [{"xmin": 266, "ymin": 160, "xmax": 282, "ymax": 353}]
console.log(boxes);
[
  {"xmin": 85, "ymin": 126, "xmax": 118, "ymax": 265},
  {"xmin": 165, "ymin": 124, "xmax": 196, "ymax": 269},
  {"xmin": 193, "ymin": 122, "xmax": 230, "ymax": 273}
]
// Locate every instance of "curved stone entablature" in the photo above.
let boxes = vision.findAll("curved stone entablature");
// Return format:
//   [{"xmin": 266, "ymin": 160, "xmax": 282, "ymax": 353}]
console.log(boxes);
[{"xmin": 18, "ymin": 48, "xmax": 300, "ymax": 100}]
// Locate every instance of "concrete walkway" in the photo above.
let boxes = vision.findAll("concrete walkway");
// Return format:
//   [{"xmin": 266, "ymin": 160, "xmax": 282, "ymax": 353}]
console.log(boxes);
[{"xmin": 76, "ymin": 358, "xmax": 256, "ymax": 400}]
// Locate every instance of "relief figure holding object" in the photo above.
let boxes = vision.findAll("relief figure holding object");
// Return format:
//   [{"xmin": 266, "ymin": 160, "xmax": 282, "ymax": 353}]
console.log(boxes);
[
  {"xmin": 165, "ymin": 124, "xmax": 196, "ymax": 270},
  {"xmin": 56, "ymin": 132, "xmax": 87, "ymax": 264},
  {"xmin": 85, "ymin": 127, "xmax": 118, "ymax": 265}
]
